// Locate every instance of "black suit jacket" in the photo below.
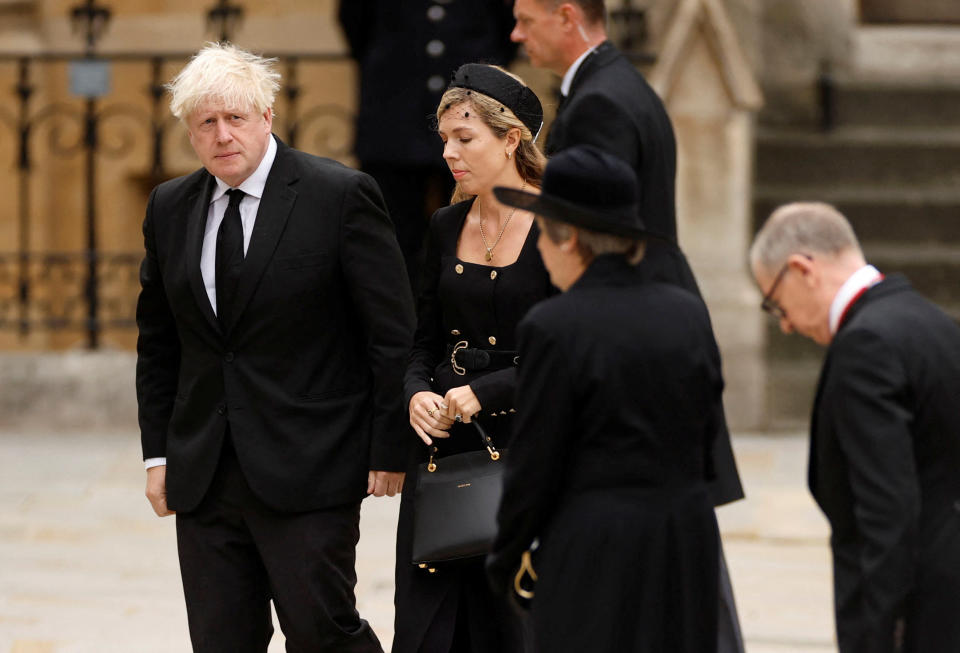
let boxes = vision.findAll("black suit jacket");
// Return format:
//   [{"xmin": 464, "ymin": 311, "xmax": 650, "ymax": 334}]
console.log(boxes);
[
  {"xmin": 136, "ymin": 138, "xmax": 416, "ymax": 513},
  {"xmin": 547, "ymin": 41, "xmax": 676, "ymax": 243},
  {"xmin": 547, "ymin": 41, "xmax": 743, "ymax": 505},
  {"xmin": 810, "ymin": 275, "xmax": 960, "ymax": 653}
]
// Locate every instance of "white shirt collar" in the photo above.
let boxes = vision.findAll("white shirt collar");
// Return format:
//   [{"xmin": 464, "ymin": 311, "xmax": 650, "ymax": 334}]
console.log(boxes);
[
  {"xmin": 561, "ymin": 45, "xmax": 598, "ymax": 97},
  {"xmin": 828, "ymin": 264, "xmax": 882, "ymax": 335},
  {"xmin": 211, "ymin": 134, "xmax": 278, "ymax": 202}
]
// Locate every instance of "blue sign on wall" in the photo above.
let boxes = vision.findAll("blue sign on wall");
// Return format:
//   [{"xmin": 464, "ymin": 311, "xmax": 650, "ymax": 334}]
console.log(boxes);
[{"xmin": 69, "ymin": 59, "xmax": 111, "ymax": 98}]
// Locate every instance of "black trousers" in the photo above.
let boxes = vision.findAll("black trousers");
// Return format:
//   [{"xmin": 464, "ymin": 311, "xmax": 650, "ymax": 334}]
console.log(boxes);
[{"xmin": 175, "ymin": 440, "xmax": 382, "ymax": 653}]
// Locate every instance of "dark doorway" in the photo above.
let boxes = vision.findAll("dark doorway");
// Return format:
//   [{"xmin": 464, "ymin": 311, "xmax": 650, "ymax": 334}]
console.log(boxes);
[{"xmin": 861, "ymin": 0, "xmax": 960, "ymax": 23}]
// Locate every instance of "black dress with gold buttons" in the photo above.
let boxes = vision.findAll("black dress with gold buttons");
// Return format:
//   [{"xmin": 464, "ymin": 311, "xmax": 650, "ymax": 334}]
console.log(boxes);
[{"xmin": 394, "ymin": 198, "xmax": 553, "ymax": 653}]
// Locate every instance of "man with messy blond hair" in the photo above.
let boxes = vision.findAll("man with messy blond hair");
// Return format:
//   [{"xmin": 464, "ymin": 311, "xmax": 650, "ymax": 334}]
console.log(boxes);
[{"xmin": 136, "ymin": 42, "xmax": 414, "ymax": 652}]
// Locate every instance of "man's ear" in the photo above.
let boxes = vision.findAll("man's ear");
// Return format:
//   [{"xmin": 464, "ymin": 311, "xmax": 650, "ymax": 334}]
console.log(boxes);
[
  {"xmin": 788, "ymin": 253, "xmax": 818, "ymax": 287},
  {"xmin": 556, "ymin": 3, "xmax": 581, "ymax": 30}
]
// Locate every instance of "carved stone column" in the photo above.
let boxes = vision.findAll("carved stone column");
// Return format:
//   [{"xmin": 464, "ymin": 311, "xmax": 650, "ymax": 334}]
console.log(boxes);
[{"xmin": 649, "ymin": 0, "xmax": 766, "ymax": 430}]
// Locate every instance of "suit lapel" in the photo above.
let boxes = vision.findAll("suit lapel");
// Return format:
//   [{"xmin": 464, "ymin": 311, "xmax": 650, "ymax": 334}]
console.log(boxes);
[
  {"xmin": 547, "ymin": 41, "xmax": 617, "ymax": 155},
  {"xmin": 807, "ymin": 350, "xmax": 834, "ymax": 497},
  {"xmin": 566, "ymin": 40, "xmax": 615, "ymax": 99},
  {"xmin": 223, "ymin": 139, "xmax": 299, "ymax": 335},
  {"xmin": 184, "ymin": 173, "xmax": 220, "ymax": 334}
]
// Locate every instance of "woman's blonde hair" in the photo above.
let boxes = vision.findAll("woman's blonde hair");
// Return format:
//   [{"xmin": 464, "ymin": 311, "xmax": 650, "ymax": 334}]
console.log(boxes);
[
  {"xmin": 167, "ymin": 42, "xmax": 281, "ymax": 122},
  {"xmin": 436, "ymin": 68, "xmax": 546, "ymax": 204}
]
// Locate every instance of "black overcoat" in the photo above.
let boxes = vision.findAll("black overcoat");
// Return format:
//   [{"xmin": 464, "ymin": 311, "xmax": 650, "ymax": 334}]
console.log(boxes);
[
  {"xmin": 393, "ymin": 200, "xmax": 552, "ymax": 653},
  {"xmin": 488, "ymin": 255, "xmax": 722, "ymax": 653},
  {"xmin": 810, "ymin": 275, "xmax": 960, "ymax": 652},
  {"xmin": 338, "ymin": 0, "xmax": 516, "ymax": 168},
  {"xmin": 135, "ymin": 138, "xmax": 415, "ymax": 513},
  {"xmin": 546, "ymin": 40, "xmax": 743, "ymax": 506}
]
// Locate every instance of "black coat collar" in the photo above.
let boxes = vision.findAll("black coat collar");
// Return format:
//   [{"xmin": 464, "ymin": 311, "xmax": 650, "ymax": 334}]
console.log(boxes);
[
  {"xmin": 566, "ymin": 41, "xmax": 619, "ymax": 99},
  {"xmin": 568, "ymin": 253, "xmax": 641, "ymax": 292},
  {"xmin": 836, "ymin": 273, "xmax": 911, "ymax": 335}
]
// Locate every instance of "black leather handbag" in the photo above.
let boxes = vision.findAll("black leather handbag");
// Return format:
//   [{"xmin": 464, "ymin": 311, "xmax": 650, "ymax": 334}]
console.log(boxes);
[{"xmin": 411, "ymin": 420, "xmax": 505, "ymax": 569}]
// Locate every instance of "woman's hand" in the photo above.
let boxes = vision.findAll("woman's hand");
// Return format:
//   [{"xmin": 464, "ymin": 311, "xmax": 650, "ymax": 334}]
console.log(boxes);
[
  {"xmin": 443, "ymin": 385, "xmax": 482, "ymax": 424},
  {"xmin": 409, "ymin": 391, "xmax": 455, "ymax": 445}
]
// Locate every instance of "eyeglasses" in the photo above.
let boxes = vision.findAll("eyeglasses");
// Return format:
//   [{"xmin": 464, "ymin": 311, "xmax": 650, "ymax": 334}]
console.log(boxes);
[{"xmin": 760, "ymin": 254, "xmax": 812, "ymax": 319}]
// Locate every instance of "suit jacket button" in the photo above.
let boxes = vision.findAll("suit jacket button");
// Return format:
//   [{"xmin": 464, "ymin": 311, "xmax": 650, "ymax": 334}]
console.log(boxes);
[
  {"xmin": 455, "ymin": 264, "xmax": 464, "ymax": 274},
  {"xmin": 426, "ymin": 39, "xmax": 445, "ymax": 58},
  {"xmin": 488, "ymin": 336, "xmax": 496, "ymax": 345},
  {"xmin": 217, "ymin": 404, "xmax": 226, "ymax": 416},
  {"xmin": 224, "ymin": 352, "xmax": 234, "ymax": 363}
]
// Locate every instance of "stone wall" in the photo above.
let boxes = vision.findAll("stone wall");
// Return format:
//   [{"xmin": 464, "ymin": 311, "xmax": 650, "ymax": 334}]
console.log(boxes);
[
  {"xmin": 647, "ymin": 0, "xmax": 856, "ymax": 125},
  {"xmin": 0, "ymin": 351, "xmax": 137, "ymax": 430}
]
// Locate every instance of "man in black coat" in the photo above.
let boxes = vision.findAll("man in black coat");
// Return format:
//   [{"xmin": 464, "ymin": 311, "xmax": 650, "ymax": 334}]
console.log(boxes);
[
  {"xmin": 136, "ymin": 43, "xmax": 415, "ymax": 652},
  {"xmin": 511, "ymin": 0, "xmax": 742, "ymax": 504},
  {"xmin": 751, "ymin": 202, "xmax": 960, "ymax": 653},
  {"xmin": 511, "ymin": 2, "xmax": 745, "ymax": 647},
  {"xmin": 338, "ymin": 0, "xmax": 517, "ymax": 287}
]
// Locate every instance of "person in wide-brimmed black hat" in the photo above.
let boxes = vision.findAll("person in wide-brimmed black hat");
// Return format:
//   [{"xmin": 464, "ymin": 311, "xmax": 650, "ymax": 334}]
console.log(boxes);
[
  {"xmin": 488, "ymin": 144, "xmax": 724, "ymax": 653},
  {"xmin": 494, "ymin": 143, "xmax": 647, "ymax": 290}
]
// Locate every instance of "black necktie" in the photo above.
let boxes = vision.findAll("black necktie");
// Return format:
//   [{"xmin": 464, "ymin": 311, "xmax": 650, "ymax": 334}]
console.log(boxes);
[{"xmin": 215, "ymin": 189, "xmax": 245, "ymax": 328}]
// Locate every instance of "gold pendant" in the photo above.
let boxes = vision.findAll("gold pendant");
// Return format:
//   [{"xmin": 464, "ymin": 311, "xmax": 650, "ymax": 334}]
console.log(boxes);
[{"xmin": 485, "ymin": 250, "xmax": 493, "ymax": 261}]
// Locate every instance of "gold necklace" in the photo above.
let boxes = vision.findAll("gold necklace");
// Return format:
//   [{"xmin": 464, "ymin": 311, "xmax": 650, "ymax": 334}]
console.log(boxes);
[{"xmin": 479, "ymin": 182, "xmax": 525, "ymax": 262}]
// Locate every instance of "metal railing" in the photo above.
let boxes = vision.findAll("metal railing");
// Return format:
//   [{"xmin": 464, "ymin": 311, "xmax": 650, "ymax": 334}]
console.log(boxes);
[{"xmin": 0, "ymin": 52, "xmax": 354, "ymax": 347}]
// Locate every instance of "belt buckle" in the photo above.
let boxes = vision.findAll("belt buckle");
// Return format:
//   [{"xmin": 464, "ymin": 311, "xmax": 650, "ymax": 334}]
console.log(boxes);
[{"xmin": 451, "ymin": 340, "xmax": 468, "ymax": 376}]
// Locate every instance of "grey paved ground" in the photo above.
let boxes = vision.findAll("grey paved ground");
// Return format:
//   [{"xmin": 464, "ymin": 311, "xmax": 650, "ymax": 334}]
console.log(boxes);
[{"xmin": 0, "ymin": 430, "xmax": 836, "ymax": 652}]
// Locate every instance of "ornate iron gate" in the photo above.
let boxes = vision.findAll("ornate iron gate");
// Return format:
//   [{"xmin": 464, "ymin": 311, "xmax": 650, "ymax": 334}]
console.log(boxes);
[{"xmin": 0, "ymin": 48, "xmax": 353, "ymax": 348}]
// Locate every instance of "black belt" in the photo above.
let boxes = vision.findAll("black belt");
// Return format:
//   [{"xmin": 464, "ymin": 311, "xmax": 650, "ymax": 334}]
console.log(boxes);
[{"xmin": 447, "ymin": 341, "xmax": 519, "ymax": 375}]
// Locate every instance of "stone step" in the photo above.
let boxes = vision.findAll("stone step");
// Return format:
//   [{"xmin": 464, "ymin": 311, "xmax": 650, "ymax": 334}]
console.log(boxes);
[
  {"xmin": 864, "ymin": 242, "xmax": 960, "ymax": 309},
  {"xmin": 829, "ymin": 78, "xmax": 960, "ymax": 129},
  {"xmin": 763, "ymin": 358, "xmax": 821, "ymax": 431},
  {"xmin": 753, "ymin": 186, "xmax": 960, "ymax": 245},
  {"xmin": 756, "ymin": 127, "xmax": 960, "ymax": 187}
]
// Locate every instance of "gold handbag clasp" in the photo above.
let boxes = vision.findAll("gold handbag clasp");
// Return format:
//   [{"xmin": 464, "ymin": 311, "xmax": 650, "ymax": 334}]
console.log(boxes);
[{"xmin": 451, "ymin": 340, "xmax": 468, "ymax": 376}]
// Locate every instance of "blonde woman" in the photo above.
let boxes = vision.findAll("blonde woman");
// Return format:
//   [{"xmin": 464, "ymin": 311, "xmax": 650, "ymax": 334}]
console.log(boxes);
[{"xmin": 393, "ymin": 64, "xmax": 550, "ymax": 653}]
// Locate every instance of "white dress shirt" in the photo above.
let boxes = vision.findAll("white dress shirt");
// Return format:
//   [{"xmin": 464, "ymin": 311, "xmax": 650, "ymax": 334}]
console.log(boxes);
[
  {"xmin": 144, "ymin": 135, "xmax": 278, "ymax": 471},
  {"xmin": 828, "ymin": 264, "xmax": 883, "ymax": 336},
  {"xmin": 560, "ymin": 44, "xmax": 599, "ymax": 98}
]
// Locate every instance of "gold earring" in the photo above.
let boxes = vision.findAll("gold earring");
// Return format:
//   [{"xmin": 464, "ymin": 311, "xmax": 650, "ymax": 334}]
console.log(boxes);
[{"xmin": 506, "ymin": 151, "xmax": 512, "ymax": 159}]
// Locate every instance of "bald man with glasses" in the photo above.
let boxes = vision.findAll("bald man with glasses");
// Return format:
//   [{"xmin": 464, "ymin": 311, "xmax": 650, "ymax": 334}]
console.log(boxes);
[{"xmin": 751, "ymin": 202, "xmax": 960, "ymax": 653}]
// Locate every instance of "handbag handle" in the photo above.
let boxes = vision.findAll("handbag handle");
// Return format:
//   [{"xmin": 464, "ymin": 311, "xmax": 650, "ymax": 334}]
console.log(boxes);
[
  {"xmin": 513, "ymin": 549, "xmax": 538, "ymax": 600},
  {"xmin": 426, "ymin": 419, "xmax": 501, "ymax": 473},
  {"xmin": 472, "ymin": 419, "xmax": 501, "ymax": 461}
]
